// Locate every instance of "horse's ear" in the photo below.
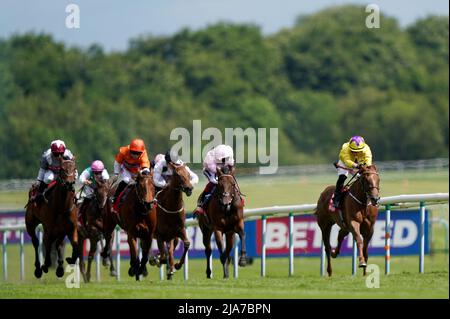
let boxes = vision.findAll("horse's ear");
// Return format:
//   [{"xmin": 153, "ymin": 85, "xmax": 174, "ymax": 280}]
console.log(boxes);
[{"xmin": 216, "ymin": 166, "xmax": 223, "ymax": 176}]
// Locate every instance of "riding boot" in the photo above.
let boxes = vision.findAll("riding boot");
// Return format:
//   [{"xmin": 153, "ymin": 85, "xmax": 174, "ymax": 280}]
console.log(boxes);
[
  {"xmin": 193, "ymin": 192, "xmax": 206, "ymax": 217},
  {"xmin": 111, "ymin": 181, "xmax": 127, "ymax": 204},
  {"xmin": 35, "ymin": 181, "xmax": 48, "ymax": 204},
  {"xmin": 333, "ymin": 175, "xmax": 347, "ymax": 208}
]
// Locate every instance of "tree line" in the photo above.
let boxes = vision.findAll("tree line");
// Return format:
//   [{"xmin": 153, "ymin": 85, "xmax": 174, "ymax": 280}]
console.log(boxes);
[{"xmin": 0, "ymin": 5, "xmax": 448, "ymax": 178}]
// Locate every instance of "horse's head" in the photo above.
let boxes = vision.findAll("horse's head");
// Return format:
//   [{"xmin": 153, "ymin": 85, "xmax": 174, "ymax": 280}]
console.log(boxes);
[
  {"xmin": 168, "ymin": 162, "xmax": 193, "ymax": 197},
  {"xmin": 135, "ymin": 169, "xmax": 156, "ymax": 210},
  {"xmin": 58, "ymin": 158, "xmax": 77, "ymax": 192},
  {"xmin": 93, "ymin": 174, "xmax": 110, "ymax": 209},
  {"xmin": 217, "ymin": 166, "xmax": 237, "ymax": 207},
  {"xmin": 359, "ymin": 165, "xmax": 380, "ymax": 206}
]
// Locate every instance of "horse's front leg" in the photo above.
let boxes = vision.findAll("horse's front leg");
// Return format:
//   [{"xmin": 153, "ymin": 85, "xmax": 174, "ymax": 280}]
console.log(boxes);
[
  {"xmin": 349, "ymin": 220, "xmax": 366, "ymax": 268},
  {"xmin": 66, "ymin": 218, "xmax": 79, "ymax": 265},
  {"xmin": 55, "ymin": 236, "xmax": 66, "ymax": 278},
  {"xmin": 41, "ymin": 231, "xmax": 53, "ymax": 274},
  {"xmin": 127, "ymin": 235, "xmax": 140, "ymax": 280},
  {"xmin": 156, "ymin": 237, "xmax": 167, "ymax": 266},
  {"xmin": 166, "ymin": 240, "xmax": 175, "ymax": 280},
  {"xmin": 214, "ymin": 230, "xmax": 226, "ymax": 265},
  {"xmin": 174, "ymin": 228, "xmax": 190, "ymax": 270},
  {"xmin": 236, "ymin": 218, "xmax": 247, "ymax": 267},
  {"xmin": 86, "ymin": 229, "xmax": 99, "ymax": 282},
  {"xmin": 139, "ymin": 238, "xmax": 151, "ymax": 277},
  {"xmin": 25, "ymin": 213, "xmax": 42, "ymax": 278},
  {"xmin": 222, "ymin": 232, "xmax": 234, "ymax": 279}
]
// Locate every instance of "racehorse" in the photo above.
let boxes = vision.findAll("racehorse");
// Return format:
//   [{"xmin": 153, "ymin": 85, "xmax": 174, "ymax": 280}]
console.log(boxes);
[
  {"xmin": 315, "ymin": 164, "xmax": 380, "ymax": 276},
  {"xmin": 77, "ymin": 176, "xmax": 116, "ymax": 282},
  {"xmin": 153, "ymin": 162, "xmax": 193, "ymax": 280},
  {"xmin": 197, "ymin": 166, "xmax": 246, "ymax": 278},
  {"xmin": 25, "ymin": 158, "xmax": 79, "ymax": 278},
  {"xmin": 101, "ymin": 170, "xmax": 157, "ymax": 281}
]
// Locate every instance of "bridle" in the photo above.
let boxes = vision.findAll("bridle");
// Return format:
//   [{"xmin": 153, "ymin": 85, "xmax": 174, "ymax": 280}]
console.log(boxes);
[
  {"xmin": 57, "ymin": 162, "xmax": 76, "ymax": 192},
  {"xmin": 217, "ymin": 174, "xmax": 240, "ymax": 212},
  {"xmin": 348, "ymin": 171, "xmax": 380, "ymax": 207},
  {"xmin": 134, "ymin": 175, "xmax": 157, "ymax": 214}
]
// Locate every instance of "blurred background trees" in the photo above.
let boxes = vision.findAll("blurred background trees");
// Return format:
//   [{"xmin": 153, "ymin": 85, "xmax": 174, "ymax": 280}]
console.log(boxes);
[{"xmin": 0, "ymin": 5, "xmax": 448, "ymax": 178}]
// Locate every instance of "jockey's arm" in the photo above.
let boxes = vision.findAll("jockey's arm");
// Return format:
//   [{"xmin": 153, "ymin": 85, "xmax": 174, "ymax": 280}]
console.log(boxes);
[
  {"xmin": 186, "ymin": 166, "xmax": 199, "ymax": 185},
  {"xmin": 203, "ymin": 168, "xmax": 218, "ymax": 184},
  {"xmin": 79, "ymin": 168, "xmax": 91, "ymax": 184},
  {"xmin": 153, "ymin": 160, "xmax": 167, "ymax": 188},
  {"xmin": 362, "ymin": 146, "xmax": 373, "ymax": 166},
  {"xmin": 339, "ymin": 145, "xmax": 356, "ymax": 168},
  {"xmin": 113, "ymin": 160, "xmax": 122, "ymax": 176},
  {"xmin": 102, "ymin": 169, "xmax": 110, "ymax": 181},
  {"xmin": 63, "ymin": 149, "xmax": 74, "ymax": 160}
]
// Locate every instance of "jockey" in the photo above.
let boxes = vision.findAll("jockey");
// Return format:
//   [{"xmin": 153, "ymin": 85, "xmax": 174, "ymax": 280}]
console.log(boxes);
[
  {"xmin": 333, "ymin": 136, "xmax": 373, "ymax": 208},
  {"xmin": 35, "ymin": 139, "xmax": 76, "ymax": 203},
  {"xmin": 78, "ymin": 160, "xmax": 110, "ymax": 218},
  {"xmin": 193, "ymin": 144, "xmax": 235, "ymax": 216},
  {"xmin": 153, "ymin": 149, "xmax": 199, "ymax": 193},
  {"xmin": 111, "ymin": 138, "xmax": 150, "ymax": 202}
]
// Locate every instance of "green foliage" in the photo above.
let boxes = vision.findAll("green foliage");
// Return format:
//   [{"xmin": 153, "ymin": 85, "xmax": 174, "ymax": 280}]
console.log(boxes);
[{"xmin": 0, "ymin": 5, "xmax": 448, "ymax": 178}]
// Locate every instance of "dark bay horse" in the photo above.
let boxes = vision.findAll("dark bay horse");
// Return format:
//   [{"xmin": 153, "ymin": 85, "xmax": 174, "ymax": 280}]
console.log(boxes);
[
  {"xmin": 101, "ymin": 170, "xmax": 157, "ymax": 281},
  {"xmin": 198, "ymin": 166, "xmax": 246, "ymax": 279},
  {"xmin": 25, "ymin": 158, "xmax": 79, "ymax": 278},
  {"xmin": 77, "ymin": 176, "xmax": 116, "ymax": 282},
  {"xmin": 153, "ymin": 162, "xmax": 193, "ymax": 280},
  {"xmin": 316, "ymin": 165, "xmax": 380, "ymax": 276}
]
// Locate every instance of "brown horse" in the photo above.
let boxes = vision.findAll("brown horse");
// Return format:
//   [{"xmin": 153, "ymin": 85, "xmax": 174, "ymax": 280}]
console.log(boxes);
[
  {"xmin": 101, "ymin": 170, "xmax": 157, "ymax": 281},
  {"xmin": 153, "ymin": 162, "xmax": 193, "ymax": 280},
  {"xmin": 25, "ymin": 158, "xmax": 79, "ymax": 278},
  {"xmin": 77, "ymin": 176, "xmax": 116, "ymax": 282},
  {"xmin": 198, "ymin": 166, "xmax": 246, "ymax": 278},
  {"xmin": 316, "ymin": 165, "xmax": 380, "ymax": 276}
]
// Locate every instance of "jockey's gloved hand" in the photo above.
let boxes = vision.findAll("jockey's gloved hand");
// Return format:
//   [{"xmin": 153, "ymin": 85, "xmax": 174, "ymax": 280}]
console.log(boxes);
[{"xmin": 353, "ymin": 163, "xmax": 361, "ymax": 169}]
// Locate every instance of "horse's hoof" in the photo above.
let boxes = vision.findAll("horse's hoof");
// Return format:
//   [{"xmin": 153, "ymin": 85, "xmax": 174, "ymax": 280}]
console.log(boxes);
[
  {"xmin": 148, "ymin": 256, "xmax": 158, "ymax": 267},
  {"xmin": 359, "ymin": 261, "xmax": 367, "ymax": 268},
  {"xmin": 128, "ymin": 267, "xmax": 135, "ymax": 277},
  {"xmin": 142, "ymin": 266, "xmax": 148, "ymax": 277},
  {"xmin": 41, "ymin": 265, "xmax": 49, "ymax": 273},
  {"xmin": 331, "ymin": 250, "xmax": 338, "ymax": 258},
  {"xmin": 110, "ymin": 270, "xmax": 117, "ymax": 277},
  {"xmin": 167, "ymin": 274, "xmax": 173, "ymax": 280},
  {"xmin": 174, "ymin": 263, "xmax": 182, "ymax": 270},
  {"xmin": 102, "ymin": 258, "xmax": 110, "ymax": 267},
  {"xmin": 238, "ymin": 257, "xmax": 247, "ymax": 267},
  {"xmin": 56, "ymin": 266, "xmax": 65, "ymax": 278},
  {"xmin": 34, "ymin": 267, "xmax": 43, "ymax": 278}
]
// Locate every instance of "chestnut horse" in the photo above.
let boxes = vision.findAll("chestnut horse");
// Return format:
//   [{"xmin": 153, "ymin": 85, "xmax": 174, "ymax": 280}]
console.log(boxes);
[
  {"xmin": 25, "ymin": 158, "xmax": 79, "ymax": 278},
  {"xmin": 101, "ymin": 170, "xmax": 157, "ymax": 281},
  {"xmin": 153, "ymin": 162, "xmax": 193, "ymax": 280},
  {"xmin": 198, "ymin": 166, "xmax": 246, "ymax": 278},
  {"xmin": 77, "ymin": 176, "xmax": 116, "ymax": 282},
  {"xmin": 316, "ymin": 165, "xmax": 380, "ymax": 276}
]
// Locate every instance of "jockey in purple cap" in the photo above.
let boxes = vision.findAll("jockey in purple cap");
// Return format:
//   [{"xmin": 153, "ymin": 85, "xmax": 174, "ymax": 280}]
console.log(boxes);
[{"xmin": 333, "ymin": 136, "xmax": 373, "ymax": 208}]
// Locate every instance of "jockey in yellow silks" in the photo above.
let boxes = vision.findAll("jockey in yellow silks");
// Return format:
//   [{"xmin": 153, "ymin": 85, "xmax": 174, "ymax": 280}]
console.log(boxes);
[{"xmin": 333, "ymin": 136, "xmax": 373, "ymax": 208}]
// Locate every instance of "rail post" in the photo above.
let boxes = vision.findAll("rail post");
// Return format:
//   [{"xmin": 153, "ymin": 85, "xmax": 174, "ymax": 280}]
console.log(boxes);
[
  {"xmin": 288, "ymin": 212, "xmax": 294, "ymax": 277},
  {"xmin": 385, "ymin": 204, "xmax": 391, "ymax": 275},
  {"xmin": 261, "ymin": 215, "xmax": 267, "ymax": 277},
  {"xmin": 419, "ymin": 201, "xmax": 425, "ymax": 273}
]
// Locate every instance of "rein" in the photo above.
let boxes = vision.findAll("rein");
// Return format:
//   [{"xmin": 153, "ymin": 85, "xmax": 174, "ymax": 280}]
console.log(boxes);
[{"xmin": 154, "ymin": 190, "xmax": 184, "ymax": 214}]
